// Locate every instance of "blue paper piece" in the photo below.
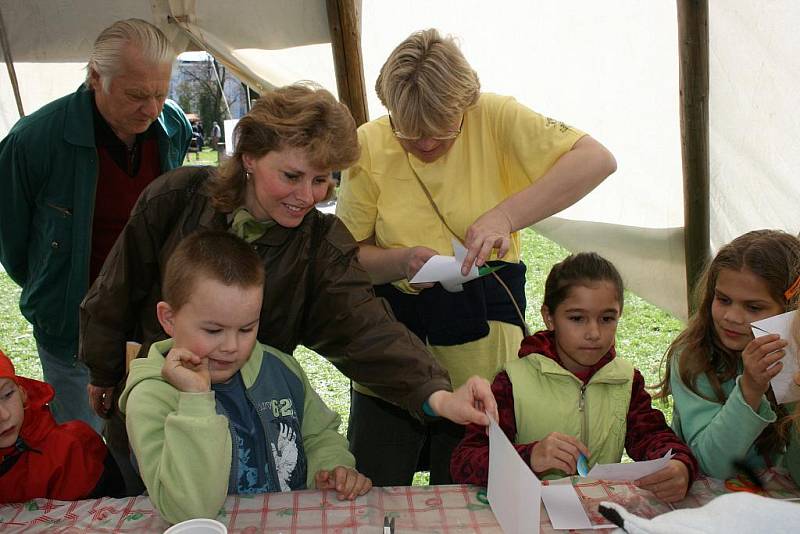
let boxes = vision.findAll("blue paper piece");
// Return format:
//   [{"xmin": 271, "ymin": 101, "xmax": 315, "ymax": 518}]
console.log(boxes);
[{"xmin": 577, "ymin": 453, "xmax": 589, "ymax": 477}]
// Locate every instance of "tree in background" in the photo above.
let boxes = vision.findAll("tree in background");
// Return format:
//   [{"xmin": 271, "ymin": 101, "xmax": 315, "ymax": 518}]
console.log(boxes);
[{"xmin": 171, "ymin": 54, "xmax": 245, "ymax": 139}]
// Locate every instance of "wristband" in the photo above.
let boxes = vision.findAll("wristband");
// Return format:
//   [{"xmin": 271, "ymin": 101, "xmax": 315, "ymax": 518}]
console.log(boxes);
[{"xmin": 422, "ymin": 400, "xmax": 437, "ymax": 417}]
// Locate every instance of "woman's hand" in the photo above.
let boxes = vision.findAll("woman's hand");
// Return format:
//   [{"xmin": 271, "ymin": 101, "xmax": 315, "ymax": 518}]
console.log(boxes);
[
  {"xmin": 161, "ymin": 347, "xmax": 211, "ymax": 393},
  {"xmin": 530, "ymin": 432, "xmax": 590, "ymax": 475},
  {"xmin": 461, "ymin": 207, "xmax": 514, "ymax": 275},
  {"xmin": 428, "ymin": 376, "xmax": 499, "ymax": 426},
  {"xmin": 636, "ymin": 460, "xmax": 690, "ymax": 503},
  {"xmin": 403, "ymin": 245, "xmax": 438, "ymax": 288},
  {"xmin": 740, "ymin": 333, "xmax": 787, "ymax": 410},
  {"xmin": 87, "ymin": 384, "xmax": 116, "ymax": 418},
  {"xmin": 315, "ymin": 466, "xmax": 372, "ymax": 500}
]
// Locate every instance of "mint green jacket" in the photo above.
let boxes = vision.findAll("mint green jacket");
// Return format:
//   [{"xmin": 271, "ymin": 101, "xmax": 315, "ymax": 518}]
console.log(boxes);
[
  {"xmin": 670, "ymin": 356, "xmax": 777, "ymax": 479},
  {"xmin": 119, "ymin": 339, "xmax": 354, "ymax": 524},
  {"xmin": 0, "ymin": 86, "xmax": 190, "ymax": 360}
]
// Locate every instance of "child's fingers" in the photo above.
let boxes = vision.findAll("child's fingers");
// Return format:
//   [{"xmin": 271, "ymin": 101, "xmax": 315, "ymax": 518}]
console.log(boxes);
[
  {"xmin": 547, "ymin": 432, "xmax": 589, "ymax": 459},
  {"xmin": 756, "ymin": 341, "xmax": 788, "ymax": 362},
  {"xmin": 748, "ymin": 333, "xmax": 782, "ymax": 350},
  {"xmin": 329, "ymin": 467, "xmax": 358, "ymax": 499},
  {"xmin": 341, "ymin": 470, "xmax": 360, "ymax": 499},
  {"xmin": 332, "ymin": 466, "xmax": 349, "ymax": 493},
  {"xmin": 175, "ymin": 349, "xmax": 204, "ymax": 367},
  {"xmin": 636, "ymin": 467, "xmax": 671, "ymax": 487},
  {"xmin": 636, "ymin": 461, "xmax": 689, "ymax": 503},
  {"xmin": 761, "ymin": 350, "xmax": 786, "ymax": 368},
  {"xmin": 355, "ymin": 475, "xmax": 373, "ymax": 497},
  {"xmin": 765, "ymin": 361, "xmax": 783, "ymax": 380},
  {"xmin": 544, "ymin": 441, "xmax": 581, "ymax": 474},
  {"xmin": 548, "ymin": 455, "xmax": 578, "ymax": 475},
  {"xmin": 315, "ymin": 469, "xmax": 331, "ymax": 488},
  {"xmin": 745, "ymin": 336, "xmax": 787, "ymax": 361},
  {"xmin": 641, "ymin": 477, "xmax": 687, "ymax": 503}
]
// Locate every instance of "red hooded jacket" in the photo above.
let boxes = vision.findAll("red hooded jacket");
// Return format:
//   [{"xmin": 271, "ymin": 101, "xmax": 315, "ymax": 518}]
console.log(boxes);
[{"xmin": 0, "ymin": 375, "xmax": 122, "ymax": 502}]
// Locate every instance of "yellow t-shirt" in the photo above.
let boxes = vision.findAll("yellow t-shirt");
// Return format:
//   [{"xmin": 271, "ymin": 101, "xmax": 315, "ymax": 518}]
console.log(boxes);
[{"xmin": 337, "ymin": 93, "xmax": 584, "ymax": 389}]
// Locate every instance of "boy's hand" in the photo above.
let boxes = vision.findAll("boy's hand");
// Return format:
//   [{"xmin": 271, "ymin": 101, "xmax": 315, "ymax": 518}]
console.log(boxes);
[
  {"xmin": 161, "ymin": 348, "xmax": 211, "ymax": 393},
  {"xmin": 741, "ymin": 334, "xmax": 787, "ymax": 409},
  {"xmin": 636, "ymin": 459, "xmax": 689, "ymax": 503},
  {"xmin": 315, "ymin": 466, "xmax": 372, "ymax": 500},
  {"xmin": 530, "ymin": 432, "xmax": 590, "ymax": 475}
]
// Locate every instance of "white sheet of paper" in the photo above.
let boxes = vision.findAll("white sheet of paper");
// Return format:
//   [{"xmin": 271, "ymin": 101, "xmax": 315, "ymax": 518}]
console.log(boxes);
[
  {"xmin": 487, "ymin": 416, "xmax": 542, "ymax": 534},
  {"xmin": 752, "ymin": 310, "xmax": 800, "ymax": 404},
  {"xmin": 408, "ymin": 239, "xmax": 480, "ymax": 292},
  {"xmin": 585, "ymin": 450, "xmax": 674, "ymax": 481},
  {"xmin": 540, "ymin": 484, "xmax": 592, "ymax": 530}
]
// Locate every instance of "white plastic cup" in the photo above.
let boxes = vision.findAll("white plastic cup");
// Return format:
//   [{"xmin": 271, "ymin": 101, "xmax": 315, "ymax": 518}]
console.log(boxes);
[{"xmin": 163, "ymin": 518, "xmax": 228, "ymax": 534}]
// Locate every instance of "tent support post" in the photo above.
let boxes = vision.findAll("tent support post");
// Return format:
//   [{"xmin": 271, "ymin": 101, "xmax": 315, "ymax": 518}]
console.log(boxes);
[
  {"xmin": 327, "ymin": 0, "xmax": 368, "ymax": 126},
  {"xmin": 0, "ymin": 7, "xmax": 24, "ymax": 118},
  {"xmin": 678, "ymin": 0, "xmax": 710, "ymax": 316}
]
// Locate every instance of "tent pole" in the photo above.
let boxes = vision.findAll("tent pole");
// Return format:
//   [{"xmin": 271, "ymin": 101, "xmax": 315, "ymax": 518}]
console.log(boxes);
[
  {"xmin": 677, "ymin": 0, "xmax": 710, "ymax": 316},
  {"xmin": 0, "ymin": 7, "xmax": 24, "ymax": 118},
  {"xmin": 209, "ymin": 56, "xmax": 232, "ymax": 119},
  {"xmin": 326, "ymin": 0, "xmax": 368, "ymax": 126}
]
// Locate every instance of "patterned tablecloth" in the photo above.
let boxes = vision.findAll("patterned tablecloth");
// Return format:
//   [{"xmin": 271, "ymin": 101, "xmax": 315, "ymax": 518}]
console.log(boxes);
[{"xmin": 1, "ymin": 470, "xmax": 798, "ymax": 533}]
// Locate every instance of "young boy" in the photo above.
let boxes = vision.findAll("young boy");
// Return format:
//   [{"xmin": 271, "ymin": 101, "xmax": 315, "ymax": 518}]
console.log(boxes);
[
  {"xmin": 119, "ymin": 230, "xmax": 371, "ymax": 524},
  {"xmin": 1, "ymin": 350, "xmax": 123, "ymax": 502}
]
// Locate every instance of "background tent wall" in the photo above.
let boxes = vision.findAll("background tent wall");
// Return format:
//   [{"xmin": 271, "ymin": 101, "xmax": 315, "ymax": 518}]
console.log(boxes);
[{"xmin": 0, "ymin": 8, "xmax": 23, "ymax": 118}]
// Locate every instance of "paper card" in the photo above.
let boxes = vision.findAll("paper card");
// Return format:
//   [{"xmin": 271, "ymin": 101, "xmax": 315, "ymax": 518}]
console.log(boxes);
[
  {"xmin": 487, "ymin": 416, "xmax": 542, "ymax": 534},
  {"xmin": 585, "ymin": 450, "xmax": 674, "ymax": 481},
  {"xmin": 409, "ymin": 239, "xmax": 502, "ymax": 292},
  {"xmin": 751, "ymin": 310, "xmax": 800, "ymax": 404},
  {"xmin": 540, "ymin": 484, "xmax": 592, "ymax": 530}
]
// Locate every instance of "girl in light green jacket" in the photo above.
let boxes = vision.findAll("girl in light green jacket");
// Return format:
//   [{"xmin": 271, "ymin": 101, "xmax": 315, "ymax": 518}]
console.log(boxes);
[{"xmin": 659, "ymin": 230, "xmax": 800, "ymax": 480}]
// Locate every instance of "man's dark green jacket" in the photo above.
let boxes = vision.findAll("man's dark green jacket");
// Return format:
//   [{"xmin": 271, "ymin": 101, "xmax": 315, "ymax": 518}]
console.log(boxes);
[{"xmin": 0, "ymin": 85, "xmax": 190, "ymax": 360}]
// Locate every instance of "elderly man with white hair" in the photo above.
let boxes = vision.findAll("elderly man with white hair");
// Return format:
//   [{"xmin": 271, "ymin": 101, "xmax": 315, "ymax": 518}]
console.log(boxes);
[{"xmin": 0, "ymin": 19, "xmax": 190, "ymax": 435}]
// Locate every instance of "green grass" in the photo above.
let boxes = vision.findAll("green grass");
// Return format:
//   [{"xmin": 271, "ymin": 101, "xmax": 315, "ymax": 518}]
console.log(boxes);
[
  {"xmin": 183, "ymin": 146, "xmax": 220, "ymax": 166},
  {"xmin": 0, "ymin": 228, "xmax": 682, "ymax": 483},
  {"xmin": 0, "ymin": 275, "xmax": 40, "ymax": 380}
]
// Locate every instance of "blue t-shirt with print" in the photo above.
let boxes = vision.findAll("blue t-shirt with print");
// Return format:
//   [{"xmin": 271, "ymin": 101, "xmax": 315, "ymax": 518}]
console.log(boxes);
[{"xmin": 213, "ymin": 373, "xmax": 278, "ymax": 494}]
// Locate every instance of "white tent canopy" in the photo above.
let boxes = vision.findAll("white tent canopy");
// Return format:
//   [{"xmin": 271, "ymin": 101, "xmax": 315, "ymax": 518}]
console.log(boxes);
[{"xmin": 2, "ymin": 0, "xmax": 798, "ymax": 319}]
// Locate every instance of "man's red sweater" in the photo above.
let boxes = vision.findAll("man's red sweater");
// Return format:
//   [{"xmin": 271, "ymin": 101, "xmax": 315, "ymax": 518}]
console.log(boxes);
[{"xmin": 450, "ymin": 330, "xmax": 698, "ymax": 485}]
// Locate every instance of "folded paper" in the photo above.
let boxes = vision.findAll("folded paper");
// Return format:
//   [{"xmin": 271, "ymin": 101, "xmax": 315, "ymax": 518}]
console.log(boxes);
[
  {"xmin": 751, "ymin": 310, "xmax": 800, "ymax": 404},
  {"xmin": 584, "ymin": 450, "xmax": 675, "ymax": 481},
  {"xmin": 409, "ymin": 239, "xmax": 503, "ymax": 292}
]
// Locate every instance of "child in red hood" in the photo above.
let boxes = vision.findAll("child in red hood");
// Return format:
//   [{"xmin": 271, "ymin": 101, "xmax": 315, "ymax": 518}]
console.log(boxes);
[{"xmin": 0, "ymin": 350, "xmax": 124, "ymax": 502}]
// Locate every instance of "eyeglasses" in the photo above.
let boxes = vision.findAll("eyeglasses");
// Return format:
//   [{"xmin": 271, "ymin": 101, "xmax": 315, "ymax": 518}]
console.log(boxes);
[{"xmin": 388, "ymin": 114, "xmax": 464, "ymax": 141}]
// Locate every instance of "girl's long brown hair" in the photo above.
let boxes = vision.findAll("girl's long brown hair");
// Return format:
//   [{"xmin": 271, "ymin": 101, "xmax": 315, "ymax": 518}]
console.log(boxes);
[{"xmin": 657, "ymin": 229, "xmax": 800, "ymax": 457}]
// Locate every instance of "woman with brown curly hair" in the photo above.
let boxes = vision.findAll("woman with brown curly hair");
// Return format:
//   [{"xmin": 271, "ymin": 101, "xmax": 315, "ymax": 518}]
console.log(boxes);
[{"xmin": 79, "ymin": 84, "xmax": 497, "ymax": 495}]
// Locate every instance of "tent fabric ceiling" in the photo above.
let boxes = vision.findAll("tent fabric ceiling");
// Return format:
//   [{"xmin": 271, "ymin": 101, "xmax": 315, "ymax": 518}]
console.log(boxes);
[{"xmin": 0, "ymin": 0, "xmax": 331, "ymax": 62}]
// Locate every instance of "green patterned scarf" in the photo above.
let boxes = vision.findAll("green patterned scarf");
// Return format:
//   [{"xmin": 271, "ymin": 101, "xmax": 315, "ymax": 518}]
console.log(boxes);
[{"xmin": 229, "ymin": 207, "xmax": 276, "ymax": 243}]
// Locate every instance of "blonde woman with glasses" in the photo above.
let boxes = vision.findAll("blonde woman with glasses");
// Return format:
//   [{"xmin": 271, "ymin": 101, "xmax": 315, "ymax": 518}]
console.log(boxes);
[{"xmin": 337, "ymin": 28, "xmax": 617, "ymax": 486}]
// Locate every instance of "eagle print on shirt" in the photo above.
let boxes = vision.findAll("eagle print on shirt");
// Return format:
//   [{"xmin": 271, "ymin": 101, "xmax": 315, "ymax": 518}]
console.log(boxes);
[{"xmin": 271, "ymin": 422, "xmax": 300, "ymax": 491}]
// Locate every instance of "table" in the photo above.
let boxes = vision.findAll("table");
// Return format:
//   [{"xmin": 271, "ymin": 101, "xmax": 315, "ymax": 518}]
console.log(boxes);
[{"xmin": 1, "ymin": 470, "xmax": 798, "ymax": 533}]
